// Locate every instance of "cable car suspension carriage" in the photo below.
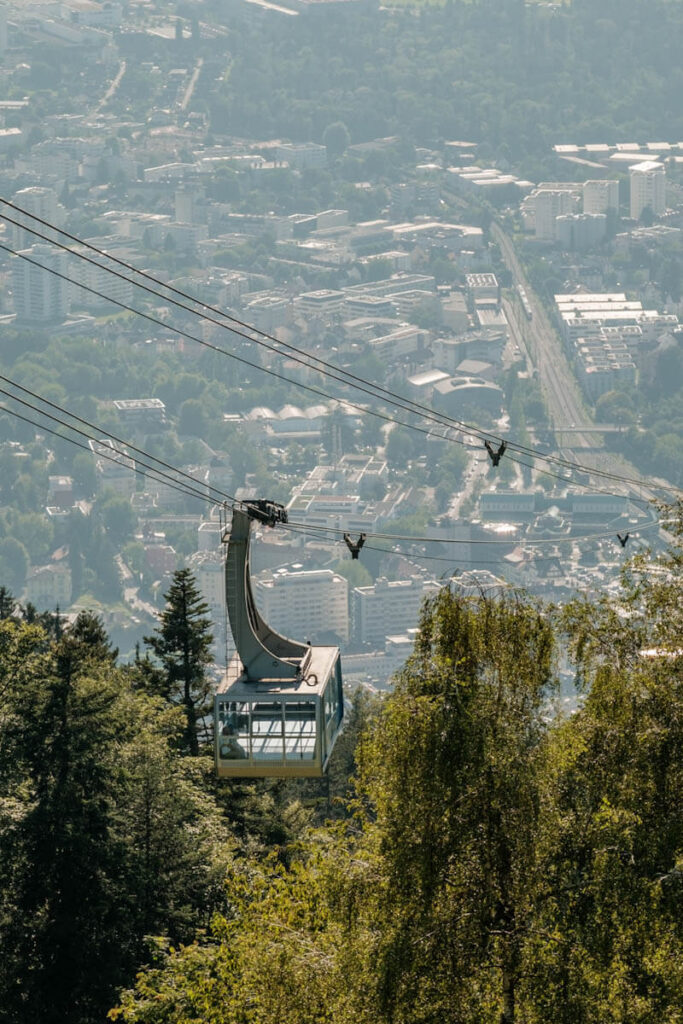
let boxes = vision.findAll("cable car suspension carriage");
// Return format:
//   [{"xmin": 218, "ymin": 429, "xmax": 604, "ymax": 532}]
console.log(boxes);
[{"xmin": 214, "ymin": 501, "xmax": 344, "ymax": 779}]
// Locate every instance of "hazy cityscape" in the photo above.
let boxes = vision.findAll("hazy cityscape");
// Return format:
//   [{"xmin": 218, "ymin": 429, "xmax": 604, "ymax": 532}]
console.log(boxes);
[
  {"xmin": 1, "ymin": 0, "xmax": 682, "ymax": 690},
  {"xmin": 0, "ymin": 0, "xmax": 682, "ymax": 1020}
]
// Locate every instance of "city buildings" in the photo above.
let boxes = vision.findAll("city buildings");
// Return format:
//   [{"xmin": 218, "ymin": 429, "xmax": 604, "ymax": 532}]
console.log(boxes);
[
  {"xmin": 275, "ymin": 142, "xmax": 327, "ymax": 170},
  {"xmin": 11, "ymin": 244, "xmax": 70, "ymax": 322},
  {"xmin": 25, "ymin": 563, "xmax": 72, "ymax": 610},
  {"xmin": 583, "ymin": 179, "xmax": 619, "ymax": 216},
  {"xmin": 351, "ymin": 576, "xmax": 440, "ymax": 647},
  {"xmin": 254, "ymin": 567, "xmax": 349, "ymax": 643},
  {"xmin": 10, "ymin": 187, "xmax": 63, "ymax": 248},
  {"xmin": 88, "ymin": 439, "xmax": 137, "ymax": 499},
  {"xmin": 532, "ymin": 189, "xmax": 576, "ymax": 240},
  {"xmin": 630, "ymin": 161, "xmax": 666, "ymax": 220}
]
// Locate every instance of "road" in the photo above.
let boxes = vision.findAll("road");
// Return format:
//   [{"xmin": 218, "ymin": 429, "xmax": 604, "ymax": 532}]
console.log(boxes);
[
  {"xmin": 493, "ymin": 223, "xmax": 599, "ymax": 451},
  {"xmin": 116, "ymin": 555, "xmax": 158, "ymax": 619},
  {"xmin": 180, "ymin": 58, "xmax": 204, "ymax": 112},
  {"xmin": 90, "ymin": 60, "xmax": 126, "ymax": 118}
]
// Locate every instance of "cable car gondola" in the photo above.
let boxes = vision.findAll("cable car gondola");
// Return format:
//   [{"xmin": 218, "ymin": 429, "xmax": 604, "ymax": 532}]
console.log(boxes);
[{"xmin": 214, "ymin": 502, "xmax": 344, "ymax": 779}]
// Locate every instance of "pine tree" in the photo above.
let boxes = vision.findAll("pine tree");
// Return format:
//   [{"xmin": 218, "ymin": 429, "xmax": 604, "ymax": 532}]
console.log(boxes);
[
  {"xmin": 66, "ymin": 609, "xmax": 119, "ymax": 666},
  {"xmin": 144, "ymin": 569, "xmax": 214, "ymax": 756},
  {"xmin": 0, "ymin": 586, "xmax": 16, "ymax": 619},
  {"xmin": 0, "ymin": 619, "xmax": 233, "ymax": 1024}
]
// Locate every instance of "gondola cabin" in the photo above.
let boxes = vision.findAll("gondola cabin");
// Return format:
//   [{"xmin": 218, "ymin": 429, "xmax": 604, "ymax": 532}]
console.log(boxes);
[{"xmin": 214, "ymin": 502, "xmax": 344, "ymax": 779}]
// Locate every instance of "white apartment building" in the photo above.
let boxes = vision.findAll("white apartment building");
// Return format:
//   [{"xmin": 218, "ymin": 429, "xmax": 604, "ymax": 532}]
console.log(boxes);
[
  {"xmin": 533, "ymin": 190, "xmax": 575, "ymax": 240},
  {"xmin": 189, "ymin": 550, "xmax": 225, "ymax": 616},
  {"xmin": 287, "ymin": 493, "xmax": 380, "ymax": 535},
  {"xmin": 466, "ymin": 272, "xmax": 499, "ymax": 304},
  {"xmin": 89, "ymin": 439, "xmax": 136, "ymax": 499},
  {"xmin": 11, "ymin": 244, "xmax": 70, "ymax": 322},
  {"xmin": 583, "ymin": 179, "xmax": 619, "ymax": 215},
  {"xmin": 555, "ymin": 292, "xmax": 678, "ymax": 346},
  {"xmin": 344, "ymin": 272, "xmax": 436, "ymax": 300},
  {"xmin": 351, "ymin": 576, "xmax": 441, "ymax": 647},
  {"xmin": 555, "ymin": 213, "xmax": 607, "ymax": 251},
  {"xmin": 275, "ymin": 142, "xmax": 327, "ymax": 170},
  {"xmin": 630, "ymin": 161, "xmax": 666, "ymax": 220},
  {"xmin": 368, "ymin": 324, "xmax": 430, "ymax": 360},
  {"xmin": 11, "ymin": 187, "xmax": 63, "ymax": 248},
  {"xmin": 25, "ymin": 563, "xmax": 72, "ymax": 610},
  {"xmin": 577, "ymin": 353, "xmax": 637, "ymax": 400},
  {"xmin": 254, "ymin": 568, "xmax": 349, "ymax": 643},
  {"xmin": 295, "ymin": 289, "xmax": 345, "ymax": 319},
  {"xmin": 70, "ymin": 248, "xmax": 134, "ymax": 310}
]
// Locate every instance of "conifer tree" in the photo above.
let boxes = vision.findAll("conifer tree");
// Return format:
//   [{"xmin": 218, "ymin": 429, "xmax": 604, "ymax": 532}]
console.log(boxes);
[
  {"xmin": 0, "ymin": 618, "xmax": 233, "ymax": 1024},
  {"xmin": 0, "ymin": 586, "xmax": 16, "ymax": 619},
  {"xmin": 144, "ymin": 568, "xmax": 214, "ymax": 755}
]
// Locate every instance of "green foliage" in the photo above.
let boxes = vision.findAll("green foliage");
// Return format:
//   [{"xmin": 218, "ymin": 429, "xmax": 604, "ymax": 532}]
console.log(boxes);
[
  {"xmin": 355, "ymin": 592, "xmax": 556, "ymax": 1022},
  {"xmin": 0, "ymin": 536, "xmax": 30, "ymax": 592},
  {"xmin": 0, "ymin": 619, "xmax": 233, "ymax": 1024},
  {"xmin": 331, "ymin": 557, "xmax": 373, "ymax": 591},
  {"xmin": 96, "ymin": 492, "xmax": 139, "ymax": 547},
  {"xmin": 144, "ymin": 569, "xmax": 214, "ymax": 756},
  {"xmin": 323, "ymin": 120, "xmax": 351, "ymax": 161},
  {"xmin": 110, "ymin": 529, "xmax": 683, "ymax": 1022},
  {"xmin": 2, "ymin": 508, "xmax": 682, "ymax": 1024},
  {"xmin": 594, "ymin": 389, "xmax": 636, "ymax": 425}
]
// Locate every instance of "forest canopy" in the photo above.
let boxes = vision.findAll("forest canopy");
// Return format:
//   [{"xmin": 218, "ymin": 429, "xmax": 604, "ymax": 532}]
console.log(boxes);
[{"xmin": 1, "ymin": 509, "xmax": 681, "ymax": 1023}]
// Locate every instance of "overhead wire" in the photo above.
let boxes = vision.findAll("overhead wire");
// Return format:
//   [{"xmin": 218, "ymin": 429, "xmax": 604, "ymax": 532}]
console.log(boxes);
[
  {"xmin": 0, "ymin": 239, "xmax": 482, "ymax": 459},
  {"xmin": 0, "ymin": 370, "xmax": 574, "ymax": 548},
  {"xmin": 281, "ymin": 513, "xmax": 661, "ymax": 548},
  {"xmin": 4, "ymin": 201, "xmax": 668, "ymax": 495},
  {"xmin": 0, "ymin": 378, "xmax": 655, "ymax": 556},
  {"xmin": 0, "ymin": 372, "xmax": 238, "ymax": 507},
  {"xmin": 0, "ymin": 389, "xmax": 220, "ymax": 508},
  {"xmin": 0, "ymin": 236, "xmax": 663, "ymax": 515},
  {"xmin": 0, "ymin": 199, "xmax": 676, "ymax": 499},
  {"xmin": 0, "ymin": 402, "xmax": 214, "ymax": 508}
]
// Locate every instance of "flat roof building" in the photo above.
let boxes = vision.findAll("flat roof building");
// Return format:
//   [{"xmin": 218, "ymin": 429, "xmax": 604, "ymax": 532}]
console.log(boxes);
[
  {"xmin": 630, "ymin": 161, "xmax": 666, "ymax": 220},
  {"xmin": 351, "ymin": 576, "xmax": 440, "ymax": 647},
  {"xmin": 254, "ymin": 568, "xmax": 348, "ymax": 643}
]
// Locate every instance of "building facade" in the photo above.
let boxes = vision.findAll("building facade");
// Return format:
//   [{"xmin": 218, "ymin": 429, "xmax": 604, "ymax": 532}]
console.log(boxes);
[
  {"xmin": 583, "ymin": 179, "xmax": 619, "ymax": 215},
  {"xmin": 351, "ymin": 576, "xmax": 440, "ymax": 647},
  {"xmin": 11, "ymin": 244, "xmax": 70, "ymax": 322},
  {"xmin": 630, "ymin": 161, "xmax": 666, "ymax": 220},
  {"xmin": 254, "ymin": 568, "xmax": 349, "ymax": 643}
]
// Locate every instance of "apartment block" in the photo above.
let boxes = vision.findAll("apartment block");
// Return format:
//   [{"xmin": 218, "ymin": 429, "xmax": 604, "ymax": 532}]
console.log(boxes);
[
  {"xmin": 89, "ymin": 439, "xmax": 136, "ymax": 499},
  {"xmin": 25, "ymin": 563, "xmax": 72, "ymax": 610},
  {"xmin": 583, "ymin": 179, "xmax": 619, "ymax": 215},
  {"xmin": 11, "ymin": 244, "xmax": 70, "ymax": 322},
  {"xmin": 275, "ymin": 142, "xmax": 327, "ymax": 170},
  {"xmin": 533, "ymin": 189, "xmax": 575, "ymax": 240},
  {"xmin": 351, "ymin": 576, "xmax": 440, "ymax": 647},
  {"xmin": 630, "ymin": 161, "xmax": 666, "ymax": 220},
  {"xmin": 295, "ymin": 289, "xmax": 345, "ymax": 319},
  {"xmin": 11, "ymin": 187, "xmax": 63, "ymax": 248},
  {"xmin": 254, "ymin": 568, "xmax": 349, "ymax": 643}
]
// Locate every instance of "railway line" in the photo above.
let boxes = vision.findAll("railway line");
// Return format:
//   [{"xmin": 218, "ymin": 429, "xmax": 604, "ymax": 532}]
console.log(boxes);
[
  {"xmin": 494, "ymin": 223, "xmax": 602, "ymax": 451},
  {"xmin": 495, "ymin": 222, "xmax": 678, "ymax": 507}
]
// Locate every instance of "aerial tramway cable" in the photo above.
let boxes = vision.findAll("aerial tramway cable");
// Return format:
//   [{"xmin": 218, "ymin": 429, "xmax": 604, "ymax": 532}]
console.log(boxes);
[
  {"xmin": 0, "ymin": 402, "xmax": 214, "ymax": 507},
  {"xmin": 0, "ymin": 395, "xmax": 662, "ymax": 568},
  {"xmin": 0, "ymin": 389, "xmax": 219, "ymax": 506},
  {"xmin": 0, "ymin": 238, "xmax": 665, "ymax": 513},
  {"xmin": 0, "ymin": 371, "xmax": 654, "ymax": 554},
  {"xmin": 0, "ymin": 199, "xmax": 677, "ymax": 499},
  {"xmin": 0, "ymin": 373, "xmax": 238, "ymax": 507}
]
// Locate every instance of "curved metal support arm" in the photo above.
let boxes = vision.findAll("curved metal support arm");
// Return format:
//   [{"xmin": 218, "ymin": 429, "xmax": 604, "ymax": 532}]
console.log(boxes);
[{"xmin": 226, "ymin": 508, "xmax": 309, "ymax": 681}]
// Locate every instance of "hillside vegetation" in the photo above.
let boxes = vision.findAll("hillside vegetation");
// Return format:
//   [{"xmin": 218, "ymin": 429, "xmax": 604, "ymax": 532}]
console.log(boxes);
[{"xmin": 0, "ymin": 508, "xmax": 681, "ymax": 1023}]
